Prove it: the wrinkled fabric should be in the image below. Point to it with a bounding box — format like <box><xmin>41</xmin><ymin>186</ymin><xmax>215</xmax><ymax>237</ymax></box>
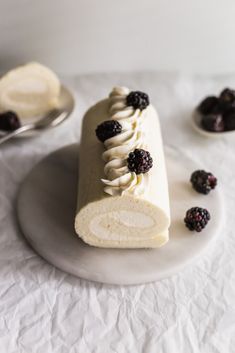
<box><xmin>0</xmin><ymin>72</ymin><xmax>235</xmax><ymax>353</ymax></box>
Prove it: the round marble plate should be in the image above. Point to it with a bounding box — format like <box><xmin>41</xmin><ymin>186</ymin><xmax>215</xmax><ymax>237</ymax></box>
<box><xmin>17</xmin><ymin>144</ymin><xmax>224</xmax><ymax>285</ymax></box>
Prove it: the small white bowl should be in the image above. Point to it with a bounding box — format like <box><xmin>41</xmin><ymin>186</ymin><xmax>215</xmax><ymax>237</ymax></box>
<box><xmin>191</xmin><ymin>110</ymin><xmax>235</xmax><ymax>138</ymax></box>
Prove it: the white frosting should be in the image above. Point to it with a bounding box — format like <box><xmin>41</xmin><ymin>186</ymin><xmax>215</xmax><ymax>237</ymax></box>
<box><xmin>101</xmin><ymin>87</ymin><xmax>149</xmax><ymax>196</ymax></box>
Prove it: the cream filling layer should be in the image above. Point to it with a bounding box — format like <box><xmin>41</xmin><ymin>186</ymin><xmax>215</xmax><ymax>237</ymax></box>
<box><xmin>89</xmin><ymin>210</ymin><xmax>156</xmax><ymax>241</ymax></box>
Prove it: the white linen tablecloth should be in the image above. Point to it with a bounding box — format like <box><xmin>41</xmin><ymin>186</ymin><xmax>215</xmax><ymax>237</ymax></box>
<box><xmin>0</xmin><ymin>72</ymin><xmax>234</xmax><ymax>353</ymax></box>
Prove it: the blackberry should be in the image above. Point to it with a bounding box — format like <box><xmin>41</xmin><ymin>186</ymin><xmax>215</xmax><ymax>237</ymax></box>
<box><xmin>190</xmin><ymin>170</ymin><xmax>217</xmax><ymax>194</ymax></box>
<box><xmin>201</xmin><ymin>113</ymin><xmax>224</xmax><ymax>132</ymax></box>
<box><xmin>0</xmin><ymin>111</ymin><xmax>21</xmax><ymax>131</ymax></box>
<box><xmin>219</xmin><ymin>88</ymin><xmax>235</xmax><ymax>104</ymax></box>
<box><xmin>217</xmin><ymin>88</ymin><xmax>235</xmax><ymax>113</ymax></box>
<box><xmin>223</xmin><ymin>109</ymin><xmax>235</xmax><ymax>131</ymax></box>
<box><xmin>184</xmin><ymin>207</ymin><xmax>210</xmax><ymax>232</ymax></box>
<box><xmin>96</xmin><ymin>120</ymin><xmax>122</xmax><ymax>142</ymax></box>
<box><xmin>126</xmin><ymin>91</ymin><xmax>149</xmax><ymax>111</ymax></box>
<box><xmin>197</xmin><ymin>96</ymin><xmax>219</xmax><ymax>115</ymax></box>
<box><xmin>127</xmin><ymin>148</ymin><xmax>153</xmax><ymax>174</ymax></box>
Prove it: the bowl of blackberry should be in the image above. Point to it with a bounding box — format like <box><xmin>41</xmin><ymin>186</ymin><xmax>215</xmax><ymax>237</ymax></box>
<box><xmin>192</xmin><ymin>88</ymin><xmax>235</xmax><ymax>137</ymax></box>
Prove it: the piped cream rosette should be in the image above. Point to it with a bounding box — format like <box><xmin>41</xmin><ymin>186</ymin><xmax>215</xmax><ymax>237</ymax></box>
<box><xmin>101</xmin><ymin>87</ymin><xmax>148</xmax><ymax>196</ymax></box>
<box><xmin>75</xmin><ymin>87</ymin><xmax>170</xmax><ymax>248</ymax></box>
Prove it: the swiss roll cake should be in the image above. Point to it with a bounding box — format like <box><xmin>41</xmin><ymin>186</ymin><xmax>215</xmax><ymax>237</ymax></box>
<box><xmin>75</xmin><ymin>87</ymin><xmax>170</xmax><ymax>248</ymax></box>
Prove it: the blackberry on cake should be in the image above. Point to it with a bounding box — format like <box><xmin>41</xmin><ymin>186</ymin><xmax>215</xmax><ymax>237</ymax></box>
<box><xmin>126</xmin><ymin>91</ymin><xmax>149</xmax><ymax>111</ymax></box>
<box><xmin>127</xmin><ymin>148</ymin><xmax>153</xmax><ymax>174</ymax></box>
<box><xmin>96</xmin><ymin>120</ymin><xmax>122</xmax><ymax>142</ymax></box>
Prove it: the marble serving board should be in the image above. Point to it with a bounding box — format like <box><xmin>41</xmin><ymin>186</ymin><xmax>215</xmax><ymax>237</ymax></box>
<box><xmin>17</xmin><ymin>144</ymin><xmax>224</xmax><ymax>285</ymax></box>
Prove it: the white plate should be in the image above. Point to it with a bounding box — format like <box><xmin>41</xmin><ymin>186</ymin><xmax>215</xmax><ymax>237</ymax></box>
<box><xmin>17</xmin><ymin>144</ymin><xmax>224</xmax><ymax>285</ymax></box>
<box><xmin>191</xmin><ymin>110</ymin><xmax>235</xmax><ymax>138</ymax></box>
<box><xmin>0</xmin><ymin>85</ymin><xmax>75</xmax><ymax>138</ymax></box>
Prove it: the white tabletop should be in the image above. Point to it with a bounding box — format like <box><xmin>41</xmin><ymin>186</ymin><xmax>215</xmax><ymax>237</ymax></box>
<box><xmin>0</xmin><ymin>72</ymin><xmax>234</xmax><ymax>353</ymax></box>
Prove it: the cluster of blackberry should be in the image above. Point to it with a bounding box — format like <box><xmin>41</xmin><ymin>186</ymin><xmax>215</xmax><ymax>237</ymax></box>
<box><xmin>198</xmin><ymin>88</ymin><xmax>235</xmax><ymax>132</ymax></box>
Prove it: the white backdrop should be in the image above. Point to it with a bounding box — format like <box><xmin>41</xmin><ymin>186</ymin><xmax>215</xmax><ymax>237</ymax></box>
<box><xmin>0</xmin><ymin>0</ymin><xmax>235</xmax><ymax>75</ymax></box>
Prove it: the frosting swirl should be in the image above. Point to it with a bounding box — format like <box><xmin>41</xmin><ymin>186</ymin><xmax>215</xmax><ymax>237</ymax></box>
<box><xmin>101</xmin><ymin>87</ymin><xmax>149</xmax><ymax>196</ymax></box>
